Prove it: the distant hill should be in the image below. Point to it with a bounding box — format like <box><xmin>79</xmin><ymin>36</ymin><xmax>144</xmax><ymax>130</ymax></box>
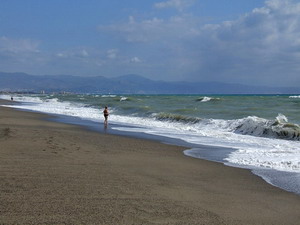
<box><xmin>0</xmin><ymin>72</ymin><xmax>299</xmax><ymax>94</ymax></box>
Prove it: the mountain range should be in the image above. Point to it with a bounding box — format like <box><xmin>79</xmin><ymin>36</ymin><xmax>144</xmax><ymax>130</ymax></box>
<box><xmin>0</xmin><ymin>72</ymin><xmax>299</xmax><ymax>94</ymax></box>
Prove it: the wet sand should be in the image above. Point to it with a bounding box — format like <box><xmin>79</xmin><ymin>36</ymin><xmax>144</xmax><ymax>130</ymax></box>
<box><xmin>1</xmin><ymin>100</ymin><xmax>300</xmax><ymax>225</ymax></box>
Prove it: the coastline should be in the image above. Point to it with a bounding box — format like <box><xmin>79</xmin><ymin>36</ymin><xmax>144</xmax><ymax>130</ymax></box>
<box><xmin>1</xmin><ymin>100</ymin><xmax>300</xmax><ymax>224</ymax></box>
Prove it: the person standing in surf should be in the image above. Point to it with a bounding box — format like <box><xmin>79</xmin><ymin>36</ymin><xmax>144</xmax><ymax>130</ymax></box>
<box><xmin>103</xmin><ymin>106</ymin><xmax>109</xmax><ymax>126</ymax></box>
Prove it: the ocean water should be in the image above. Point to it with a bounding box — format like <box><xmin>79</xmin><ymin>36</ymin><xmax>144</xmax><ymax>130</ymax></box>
<box><xmin>1</xmin><ymin>94</ymin><xmax>300</xmax><ymax>195</ymax></box>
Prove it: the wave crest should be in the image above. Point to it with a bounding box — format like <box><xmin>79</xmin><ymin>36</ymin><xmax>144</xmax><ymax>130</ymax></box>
<box><xmin>155</xmin><ymin>113</ymin><xmax>202</xmax><ymax>124</ymax></box>
<box><xmin>234</xmin><ymin>114</ymin><xmax>300</xmax><ymax>140</ymax></box>
<box><xmin>196</xmin><ymin>96</ymin><xmax>220</xmax><ymax>102</ymax></box>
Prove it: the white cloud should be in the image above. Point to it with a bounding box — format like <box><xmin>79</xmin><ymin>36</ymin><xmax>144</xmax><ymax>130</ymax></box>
<box><xmin>199</xmin><ymin>0</ymin><xmax>300</xmax><ymax>83</ymax></box>
<box><xmin>0</xmin><ymin>36</ymin><xmax>44</xmax><ymax>74</ymax></box>
<box><xmin>99</xmin><ymin>15</ymin><xmax>200</xmax><ymax>43</ymax></box>
<box><xmin>56</xmin><ymin>48</ymin><xmax>90</xmax><ymax>59</ymax></box>
<box><xmin>130</xmin><ymin>57</ymin><xmax>142</xmax><ymax>63</ymax></box>
<box><xmin>81</xmin><ymin>49</ymin><xmax>89</xmax><ymax>57</ymax></box>
<box><xmin>106</xmin><ymin>49</ymin><xmax>118</xmax><ymax>59</ymax></box>
<box><xmin>154</xmin><ymin>0</ymin><xmax>195</xmax><ymax>12</ymax></box>
<box><xmin>99</xmin><ymin>0</ymin><xmax>300</xmax><ymax>85</ymax></box>
<box><xmin>56</xmin><ymin>52</ymin><xmax>66</xmax><ymax>58</ymax></box>
<box><xmin>0</xmin><ymin>36</ymin><xmax>40</xmax><ymax>54</ymax></box>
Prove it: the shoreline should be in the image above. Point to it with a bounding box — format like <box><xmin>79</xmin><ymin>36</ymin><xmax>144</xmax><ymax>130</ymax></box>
<box><xmin>2</xmin><ymin>94</ymin><xmax>300</xmax><ymax>196</ymax></box>
<box><xmin>9</xmin><ymin>99</ymin><xmax>300</xmax><ymax>196</ymax></box>
<box><xmin>1</xmin><ymin>100</ymin><xmax>300</xmax><ymax>224</ymax></box>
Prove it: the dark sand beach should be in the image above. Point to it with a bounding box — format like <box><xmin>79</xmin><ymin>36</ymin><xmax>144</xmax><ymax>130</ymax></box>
<box><xmin>1</xmin><ymin>99</ymin><xmax>300</xmax><ymax>225</ymax></box>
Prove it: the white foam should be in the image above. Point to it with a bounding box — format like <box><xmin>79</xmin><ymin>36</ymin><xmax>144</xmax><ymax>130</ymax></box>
<box><xmin>201</xmin><ymin>96</ymin><xmax>212</xmax><ymax>102</ymax></box>
<box><xmin>111</xmin><ymin>115</ymin><xmax>300</xmax><ymax>172</ymax></box>
<box><xmin>0</xmin><ymin>94</ymin><xmax>102</xmax><ymax>122</ymax></box>
<box><xmin>101</xmin><ymin>95</ymin><xmax>117</xmax><ymax>97</ymax></box>
<box><xmin>197</xmin><ymin>96</ymin><xmax>220</xmax><ymax>102</ymax></box>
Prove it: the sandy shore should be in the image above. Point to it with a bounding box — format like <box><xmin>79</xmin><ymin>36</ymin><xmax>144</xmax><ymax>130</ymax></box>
<box><xmin>1</xmin><ymin>100</ymin><xmax>300</xmax><ymax>225</ymax></box>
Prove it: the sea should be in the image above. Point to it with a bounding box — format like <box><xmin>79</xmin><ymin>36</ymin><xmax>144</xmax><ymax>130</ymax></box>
<box><xmin>1</xmin><ymin>93</ymin><xmax>300</xmax><ymax>195</ymax></box>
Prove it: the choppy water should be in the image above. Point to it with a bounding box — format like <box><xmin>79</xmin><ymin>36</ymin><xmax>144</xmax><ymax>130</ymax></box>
<box><xmin>1</xmin><ymin>93</ymin><xmax>300</xmax><ymax>194</ymax></box>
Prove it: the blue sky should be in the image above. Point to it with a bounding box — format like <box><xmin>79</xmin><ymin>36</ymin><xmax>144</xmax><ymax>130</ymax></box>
<box><xmin>1</xmin><ymin>0</ymin><xmax>300</xmax><ymax>87</ymax></box>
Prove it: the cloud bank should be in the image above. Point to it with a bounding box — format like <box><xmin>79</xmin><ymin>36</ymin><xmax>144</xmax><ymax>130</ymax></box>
<box><xmin>98</xmin><ymin>0</ymin><xmax>300</xmax><ymax>86</ymax></box>
<box><xmin>2</xmin><ymin>0</ymin><xmax>300</xmax><ymax>87</ymax></box>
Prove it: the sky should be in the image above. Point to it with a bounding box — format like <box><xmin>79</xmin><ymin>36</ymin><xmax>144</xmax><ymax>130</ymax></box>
<box><xmin>1</xmin><ymin>0</ymin><xmax>300</xmax><ymax>87</ymax></box>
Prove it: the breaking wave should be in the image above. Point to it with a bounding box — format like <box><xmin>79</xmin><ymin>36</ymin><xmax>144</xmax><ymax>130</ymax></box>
<box><xmin>120</xmin><ymin>97</ymin><xmax>128</xmax><ymax>101</ymax></box>
<box><xmin>233</xmin><ymin>114</ymin><xmax>300</xmax><ymax>140</ymax></box>
<box><xmin>154</xmin><ymin>111</ymin><xmax>300</xmax><ymax>141</ymax></box>
<box><xmin>196</xmin><ymin>96</ymin><xmax>220</xmax><ymax>102</ymax></box>
<box><xmin>154</xmin><ymin>113</ymin><xmax>202</xmax><ymax>124</ymax></box>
